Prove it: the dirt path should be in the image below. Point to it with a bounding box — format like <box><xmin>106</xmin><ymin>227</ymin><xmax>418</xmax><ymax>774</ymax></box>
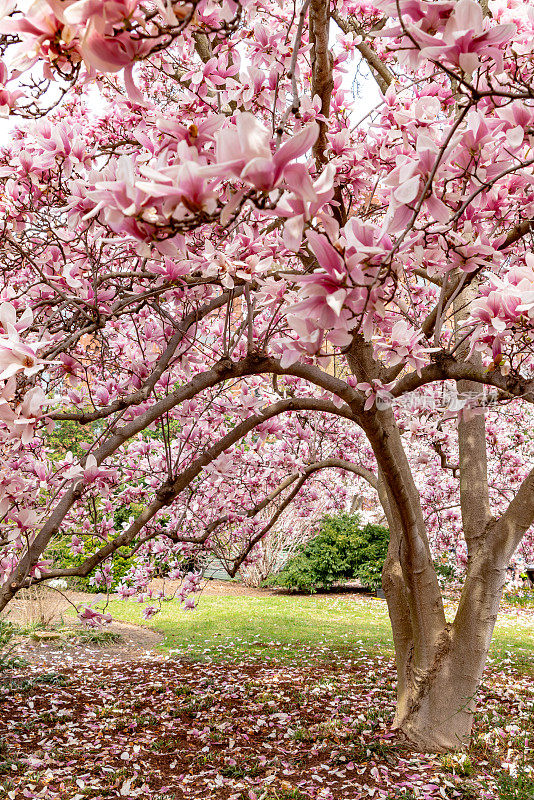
<box><xmin>7</xmin><ymin>620</ymin><xmax>164</xmax><ymax>668</ymax></box>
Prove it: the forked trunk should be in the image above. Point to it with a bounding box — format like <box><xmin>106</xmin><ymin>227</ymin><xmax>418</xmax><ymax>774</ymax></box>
<box><xmin>384</xmin><ymin>545</ymin><xmax>508</xmax><ymax>752</ymax></box>
<box><xmin>346</xmin><ymin>334</ymin><xmax>530</xmax><ymax>753</ymax></box>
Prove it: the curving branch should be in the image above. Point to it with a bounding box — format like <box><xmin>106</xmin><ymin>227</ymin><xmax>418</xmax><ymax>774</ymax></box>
<box><xmin>13</xmin><ymin>402</ymin><xmax>357</xmax><ymax>589</ymax></box>
<box><xmin>224</xmin><ymin>457</ymin><xmax>379</xmax><ymax>576</ymax></box>
<box><xmin>391</xmin><ymin>352</ymin><xmax>534</xmax><ymax>404</ymax></box>
<box><xmin>497</xmin><ymin>218</ymin><xmax>534</xmax><ymax>251</ymax></box>
<box><xmin>431</xmin><ymin>441</ymin><xmax>459</xmax><ymax>479</ymax></box>
<box><xmin>50</xmin><ymin>287</ymin><xmax>246</xmax><ymax>424</ymax></box>
<box><xmin>208</xmin><ymin>455</ymin><xmax>378</xmax><ymax>542</ymax></box>
<box><xmin>1</xmin><ymin>348</ymin><xmax>371</xmax><ymax>611</ymax></box>
<box><xmin>489</xmin><ymin>465</ymin><xmax>534</xmax><ymax>562</ymax></box>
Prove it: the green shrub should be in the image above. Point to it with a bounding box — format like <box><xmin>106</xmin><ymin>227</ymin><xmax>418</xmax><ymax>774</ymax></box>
<box><xmin>47</xmin><ymin>533</ymin><xmax>136</xmax><ymax>593</ymax></box>
<box><xmin>46</xmin><ymin>419</ymin><xmax>99</xmax><ymax>460</ymax></box>
<box><xmin>46</xmin><ymin>503</ymin><xmax>146</xmax><ymax>592</ymax></box>
<box><xmin>434</xmin><ymin>561</ymin><xmax>456</xmax><ymax>581</ymax></box>
<box><xmin>47</xmin><ymin>502</ymin><xmax>194</xmax><ymax>592</ymax></box>
<box><xmin>269</xmin><ymin>514</ymin><xmax>389</xmax><ymax>592</ymax></box>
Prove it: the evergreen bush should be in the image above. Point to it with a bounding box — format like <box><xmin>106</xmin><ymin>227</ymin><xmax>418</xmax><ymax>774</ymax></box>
<box><xmin>269</xmin><ymin>514</ymin><xmax>389</xmax><ymax>592</ymax></box>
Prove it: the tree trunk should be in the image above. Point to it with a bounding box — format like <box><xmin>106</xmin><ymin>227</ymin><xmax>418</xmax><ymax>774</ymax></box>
<box><xmin>385</xmin><ymin>284</ymin><xmax>506</xmax><ymax>751</ymax></box>
<box><xmin>346</xmin><ymin>332</ymin><xmax>507</xmax><ymax>750</ymax></box>
<box><xmin>393</xmin><ymin>642</ymin><xmax>482</xmax><ymax>752</ymax></box>
<box><xmin>383</xmin><ymin>519</ymin><xmax>509</xmax><ymax>751</ymax></box>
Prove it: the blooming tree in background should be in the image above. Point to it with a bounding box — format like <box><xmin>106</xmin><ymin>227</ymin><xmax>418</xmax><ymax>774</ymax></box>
<box><xmin>0</xmin><ymin>0</ymin><xmax>533</xmax><ymax>752</ymax></box>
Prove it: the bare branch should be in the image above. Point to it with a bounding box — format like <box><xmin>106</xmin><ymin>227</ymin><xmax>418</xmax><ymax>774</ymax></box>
<box><xmin>332</xmin><ymin>11</ymin><xmax>394</xmax><ymax>94</ymax></box>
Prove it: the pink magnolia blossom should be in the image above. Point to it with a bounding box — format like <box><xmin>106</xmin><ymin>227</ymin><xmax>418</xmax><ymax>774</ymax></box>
<box><xmin>71</xmin><ymin>534</ymin><xmax>84</xmax><ymax>554</ymax></box>
<box><xmin>382</xmin><ymin>133</ymin><xmax>450</xmax><ymax>233</ymax></box>
<box><xmin>63</xmin><ymin>0</ymin><xmax>139</xmax><ymax>30</ymax></box>
<box><xmin>117</xmin><ymin>583</ymin><xmax>136</xmax><ymax>599</ymax></box>
<box><xmin>287</xmin><ymin>231</ymin><xmax>353</xmax><ymax>335</ymax></box>
<box><xmin>211</xmin><ymin>113</ymin><xmax>319</xmax><ymax>192</ymax></box>
<box><xmin>0</xmin><ymin>1</ymin><xmax>80</xmax><ymax>72</ymax></box>
<box><xmin>83</xmin><ymin>454</ymin><xmax>117</xmax><ymax>484</ymax></box>
<box><xmin>13</xmin><ymin>387</ymin><xmax>47</xmax><ymax>444</ymax></box>
<box><xmin>77</xmin><ymin>604</ymin><xmax>113</xmax><ymax>627</ymax></box>
<box><xmin>356</xmin><ymin>381</ymin><xmax>395</xmax><ymax>412</ymax></box>
<box><xmin>0</xmin><ymin>337</ymin><xmax>43</xmax><ymax>380</ymax></box>
<box><xmin>374</xmin><ymin>320</ymin><xmax>427</xmax><ymax>375</ymax></box>
<box><xmin>78</xmin><ymin>26</ymin><xmax>152</xmax><ymax>75</ymax></box>
<box><xmin>276</xmin><ymin>163</ymin><xmax>336</xmax><ymax>250</ymax></box>
<box><xmin>377</xmin><ymin>0</ymin><xmax>516</xmax><ymax>73</ymax></box>
<box><xmin>137</xmin><ymin>161</ymin><xmax>219</xmax><ymax>216</ymax></box>
<box><xmin>28</xmin><ymin>560</ymin><xmax>50</xmax><ymax>578</ymax></box>
<box><xmin>0</xmin><ymin>58</ymin><xmax>23</xmax><ymax>115</ymax></box>
<box><xmin>417</xmin><ymin>0</ymin><xmax>516</xmax><ymax>73</ymax></box>
<box><xmin>0</xmin><ymin>302</ymin><xmax>48</xmax><ymax>380</ymax></box>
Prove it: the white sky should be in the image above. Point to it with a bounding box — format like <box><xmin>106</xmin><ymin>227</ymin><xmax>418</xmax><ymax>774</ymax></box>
<box><xmin>0</xmin><ymin>32</ymin><xmax>382</xmax><ymax>144</ymax></box>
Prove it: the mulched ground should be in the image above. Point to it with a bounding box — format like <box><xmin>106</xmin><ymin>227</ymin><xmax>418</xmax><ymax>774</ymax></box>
<box><xmin>1</xmin><ymin>649</ymin><xmax>532</xmax><ymax>800</ymax></box>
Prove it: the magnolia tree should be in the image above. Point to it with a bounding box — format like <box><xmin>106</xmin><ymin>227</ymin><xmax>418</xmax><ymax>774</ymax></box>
<box><xmin>0</xmin><ymin>0</ymin><xmax>533</xmax><ymax>753</ymax></box>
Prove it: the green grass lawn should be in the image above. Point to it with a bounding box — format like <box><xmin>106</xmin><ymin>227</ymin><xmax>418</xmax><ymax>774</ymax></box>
<box><xmin>99</xmin><ymin>592</ymin><xmax>533</xmax><ymax>672</ymax></box>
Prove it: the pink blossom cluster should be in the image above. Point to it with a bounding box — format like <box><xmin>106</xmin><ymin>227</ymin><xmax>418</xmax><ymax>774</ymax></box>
<box><xmin>376</xmin><ymin>0</ymin><xmax>516</xmax><ymax>73</ymax></box>
<box><xmin>0</xmin><ymin>0</ymin><xmax>209</xmax><ymax>110</ymax></box>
